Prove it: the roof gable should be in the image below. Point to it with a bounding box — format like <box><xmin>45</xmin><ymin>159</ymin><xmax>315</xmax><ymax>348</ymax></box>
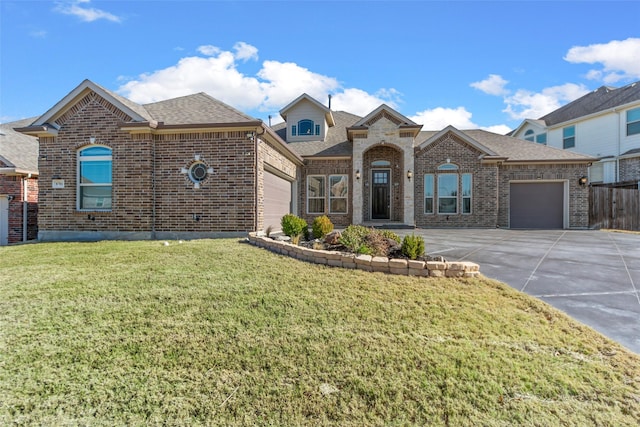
<box><xmin>352</xmin><ymin>104</ymin><xmax>418</xmax><ymax>128</ymax></box>
<box><xmin>417</xmin><ymin>126</ymin><xmax>498</xmax><ymax>157</ymax></box>
<box><xmin>279</xmin><ymin>93</ymin><xmax>335</xmax><ymax>127</ymax></box>
<box><xmin>32</xmin><ymin>79</ymin><xmax>152</xmax><ymax>128</ymax></box>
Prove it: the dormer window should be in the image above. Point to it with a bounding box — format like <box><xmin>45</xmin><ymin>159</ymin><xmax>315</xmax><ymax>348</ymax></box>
<box><xmin>524</xmin><ymin>129</ymin><xmax>535</xmax><ymax>142</ymax></box>
<box><xmin>293</xmin><ymin>119</ymin><xmax>321</xmax><ymax>137</ymax></box>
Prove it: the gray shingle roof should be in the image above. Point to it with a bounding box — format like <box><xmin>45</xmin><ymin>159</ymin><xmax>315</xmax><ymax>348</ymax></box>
<box><xmin>540</xmin><ymin>81</ymin><xmax>640</xmax><ymax>126</ymax></box>
<box><xmin>0</xmin><ymin>118</ymin><xmax>39</xmax><ymax>174</ymax></box>
<box><xmin>274</xmin><ymin>111</ymin><xmax>360</xmax><ymax>157</ymax></box>
<box><xmin>143</xmin><ymin>93</ymin><xmax>256</xmax><ymax>125</ymax></box>
<box><xmin>457</xmin><ymin>130</ymin><xmax>594</xmax><ymax>161</ymax></box>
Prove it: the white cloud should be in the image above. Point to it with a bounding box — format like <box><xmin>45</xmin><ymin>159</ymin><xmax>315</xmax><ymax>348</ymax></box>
<box><xmin>410</xmin><ymin>106</ymin><xmax>476</xmax><ymax>130</ymax></box>
<box><xmin>502</xmin><ymin>83</ymin><xmax>589</xmax><ymax>120</ymax></box>
<box><xmin>470</xmin><ymin>74</ymin><xmax>510</xmax><ymax>96</ymax></box>
<box><xmin>54</xmin><ymin>0</ymin><xmax>122</xmax><ymax>23</ymax></box>
<box><xmin>257</xmin><ymin>60</ymin><xmax>340</xmax><ymax>110</ymax></box>
<box><xmin>483</xmin><ymin>124</ymin><xmax>512</xmax><ymax>135</ymax></box>
<box><xmin>233</xmin><ymin>42</ymin><xmax>258</xmax><ymax>62</ymax></box>
<box><xmin>29</xmin><ymin>30</ymin><xmax>47</xmax><ymax>38</ymax></box>
<box><xmin>197</xmin><ymin>45</ymin><xmax>220</xmax><ymax>56</ymax></box>
<box><xmin>331</xmin><ymin>88</ymin><xmax>400</xmax><ymax>117</ymax></box>
<box><xmin>564</xmin><ymin>38</ymin><xmax>640</xmax><ymax>83</ymax></box>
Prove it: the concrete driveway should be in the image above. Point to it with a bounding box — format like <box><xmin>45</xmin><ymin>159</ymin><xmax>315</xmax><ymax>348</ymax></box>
<box><xmin>395</xmin><ymin>229</ymin><xmax>640</xmax><ymax>354</ymax></box>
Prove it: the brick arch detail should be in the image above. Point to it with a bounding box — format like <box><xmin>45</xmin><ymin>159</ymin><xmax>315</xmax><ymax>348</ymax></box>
<box><xmin>362</xmin><ymin>145</ymin><xmax>404</xmax><ymax>222</ymax></box>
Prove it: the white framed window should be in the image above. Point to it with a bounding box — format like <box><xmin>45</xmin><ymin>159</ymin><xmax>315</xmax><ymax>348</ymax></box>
<box><xmin>462</xmin><ymin>173</ymin><xmax>472</xmax><ymax>214</ymax></box>
<box><xmin>438</xmin><ymin>174</ymin><xmax>458</xmax><ymax>214</ymax></box>
<box><xmin>78</xmin><ymin>145</ymin><xmax>112</xmax><ymax>210</ymax></box>
<box><xmin>329</xmin><ymin>175</ymin><xmax>348</xmax><ymax>214</ymax></box>
<box><xmin>307</xmin><ymin>175</ymin><xmax>325</xmax><ymax>214</ymax></box>
<box><xmin>524</xmin><ymin>129</ymin><xmax>535</xmax><ymax>142</ymax></box>
<box><xmin>563</xmin><ymin>126</ymin><xmax>575</xmax><ymax>149</ymax></box>
<box><xmin>536</xmin><ymin>133</ymin><xmax>547</xmax><ymax>144</ymax></box>
<box><xmin>424</xmin><ymin>174</ymin><xmax>434</xmax><ymax>214</ymax></box>
<box><xmin>627</xmin><ymin>107</ymin><xmax>640</xmax><ymax>136</ymax></box>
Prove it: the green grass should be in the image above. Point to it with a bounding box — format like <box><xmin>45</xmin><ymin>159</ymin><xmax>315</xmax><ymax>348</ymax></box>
<box><xmin>1</xmin><ymin>239</ymin><xmax>639</xmax><ymax>426</ymax></box>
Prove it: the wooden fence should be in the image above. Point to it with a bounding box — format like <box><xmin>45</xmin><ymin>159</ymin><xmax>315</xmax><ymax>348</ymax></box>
<box><xmin>589</xmin><ymin>186</ymin><xmax>640</xmax><ymax>231</ymax></box>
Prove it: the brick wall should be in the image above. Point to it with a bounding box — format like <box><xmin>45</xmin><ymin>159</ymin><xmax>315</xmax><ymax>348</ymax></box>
<box><xmin>37</xmin><ymin>90</ymin><xmax>298</xmax><ymax>240</ymax></box>
<box><xmin>38</xmin><ymin>92</ymin><xmax>155</xmax><ymax>236</ymax></box>
<box><xmin>497</xmin><ymin>163</ymin><xmax>590</xmax><ymax>228</ymax></box>
<box><xmin>154</xmin><ymin>131</ymin><xmax>256</xmax><ymax>233</ymax></box>
<box><xmin>257</xmin><ymin>138</ymin><xmax>298</xmax><ymax>230</ymax></box>
<box><xmin>299</xmin><ymin>158</ymin><xmax>352</xmax><ymax>227</ymax></box>
<box><xmin>620</xmin><ymin>156</ymin><xmax>640</xmax><ymax>183</ymax></box>
<box><xmin>414</xmin><ymin>133</ymin><xmax>499</xmax><ymax>227</ymax></box>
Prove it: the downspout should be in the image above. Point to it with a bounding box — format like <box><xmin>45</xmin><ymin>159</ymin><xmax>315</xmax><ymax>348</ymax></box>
<box><xmin>616</xmin><ymin>110</ymin><xmax>621</xmax><ymax>183</ymax></box>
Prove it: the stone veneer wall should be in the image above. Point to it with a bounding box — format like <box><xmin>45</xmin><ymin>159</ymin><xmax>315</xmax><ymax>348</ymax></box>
<box><xmin>248</xmin><ymin>233</ymin><xmax>480</xmax><ymax>278</ymax></box>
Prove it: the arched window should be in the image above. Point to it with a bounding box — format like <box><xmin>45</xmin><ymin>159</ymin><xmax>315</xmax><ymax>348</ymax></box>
<box><xmin>524</xmin><ymin>129</ymin><xmax>535</xmax><ymax>142</ymax></box>
<box><xmin>78</xmin><ymin>145</ymin><xmax>112</xmax><ymax>210</ymax></box>
<box><xmin>298</xmin><ymin>119</ymin><xmax>314</xmax><ymax>135</ymax></box>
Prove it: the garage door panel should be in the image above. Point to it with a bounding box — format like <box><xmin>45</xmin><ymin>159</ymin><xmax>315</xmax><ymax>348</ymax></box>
<box><xmin>264</xmin><ymin>172</ymin><xmax>292</xmax><ymax>231</ymax></box>
<box><xmin>510</xmin><ymin>182</ymin><xmax>564</xmax><ymax>229</ymax></box>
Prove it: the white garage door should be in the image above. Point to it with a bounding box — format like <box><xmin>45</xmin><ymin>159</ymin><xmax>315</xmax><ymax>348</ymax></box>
<box><xmin>0</xmin><ymin>196</ymin><xmax>8</xmax><ymax>246</ymax></box>
<box><xmin>264</xmin><ymin>171</ymin><xmax>292</xmax><ymax>232</ymax></box>
<box><xmin>510</xmin><ymin>182</ymin><xmax>564</xmax><ymax>229</ymax></box>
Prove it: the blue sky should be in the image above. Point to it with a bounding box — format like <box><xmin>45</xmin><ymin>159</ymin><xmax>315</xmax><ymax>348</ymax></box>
<box><xmin>2</xmin><ymin>1</ymin><xmax>639</xmax><ymax>133</ymax></box>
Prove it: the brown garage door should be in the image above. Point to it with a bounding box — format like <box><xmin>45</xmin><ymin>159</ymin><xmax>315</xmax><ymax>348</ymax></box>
<box><xmin>264</xmin><ymin>171</ymin><xmax>292</xmax><ymax>231</ymax></box>
<box><xmin>510</xmin><ymin>182</ymin><xmax>564</xmax><ymax>229</ymax></box>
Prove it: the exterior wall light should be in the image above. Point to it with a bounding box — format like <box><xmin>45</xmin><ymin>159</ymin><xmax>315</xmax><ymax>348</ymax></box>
<box><xmin>407</xmin><ymin>170</ymin><xmax>413</xmax><ymax>180</ymax></box>
<box><xmin>578</xmin><ymin>176</ymin><xmax>588</xmax><ymax>186</ymax></box>
<box><xmin>355</xmin><ymin>169</ymin><xmax>361</xmax><ymax>180</ymax></box>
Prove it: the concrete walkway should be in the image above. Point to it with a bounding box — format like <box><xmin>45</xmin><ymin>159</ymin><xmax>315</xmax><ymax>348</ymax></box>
<box><xmin>394</xmin><ymin>229</ymin><xmax>640</xmax><ymax>354</ymax></box>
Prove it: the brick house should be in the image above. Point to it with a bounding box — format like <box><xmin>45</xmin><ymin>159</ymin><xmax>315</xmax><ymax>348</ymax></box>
<box><xmin>17</xmin><ymin>81</ymin><xmax>594</xmax><ymax>242</ymax></box>
<box><xmin>17</xmin><ymin>80</ymin><xmax>302</xmax><ymax>241</ymax></box>
<box><xmin>275</xmin><ymin>94</ymin><xmax>594</xmax><ymax>230</ymax></box>
<box><xmin>0</xmin><ymin>119</ymin><xmax>39</xmax><ymax>245</ymax></box>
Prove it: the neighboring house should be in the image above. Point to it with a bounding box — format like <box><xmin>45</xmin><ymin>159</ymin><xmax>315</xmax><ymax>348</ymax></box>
<box><xmin>510</xmin><ymin>81</ymin><xmax>640</xmax><ymax>187</ymax></box>
<box><xmin>17</xmin><ymin>80</ymin><xmax>594</xmax><ymax>242</ymax></box>
<box><xmin>275</xmin><ymin>94</ymin><xmax>593</xmax><ymax>230</ymax></box>
<box><xmin>0</xmin><ymin>118</ymin><xmax>39</xmax><ymax>245</ymax></box>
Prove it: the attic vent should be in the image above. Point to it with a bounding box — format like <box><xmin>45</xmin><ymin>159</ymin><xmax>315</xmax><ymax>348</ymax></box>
<box><xmin>353</xmin><ymin>133</ymin><xmax>367</xmax><ymax>139</ymax></box>
<box><xmin>399</xmin><ymin>132</ymin><xmax>413</xmax><ymax>138</ymax></box>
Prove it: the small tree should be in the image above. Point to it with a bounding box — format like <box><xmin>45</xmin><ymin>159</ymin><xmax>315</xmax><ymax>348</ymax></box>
<box><xmin>312</xmin><ymin>215</ymin><xmax>334</xmax><ymax>239</ymax></box>
<box><xmin>281</xmin><ymin>214</ymin><xmax>308</xmax><ymax>245</ymax></box>
<box><xmin>401</xmin><ymin>234</ymin><xmax>425</xmax><ymax>260</ymax></box>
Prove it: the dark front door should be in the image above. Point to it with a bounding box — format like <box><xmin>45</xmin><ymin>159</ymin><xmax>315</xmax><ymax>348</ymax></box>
<box><xmin>371</xmin><ymin>169</ymin><xmax>391</xmax><ymax>220</ymax></box>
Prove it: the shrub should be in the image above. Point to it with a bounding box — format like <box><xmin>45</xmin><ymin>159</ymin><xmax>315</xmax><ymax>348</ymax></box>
<box><xmin>380</xmin><ymin>230</ymin><xmax>401</xmax><ymax>243</ymax></box>
<box><xmin>363</xmin><ymin>230</ymin><xmax>392</xmax><ymax>256</ymax></box>
<box><xmin>312</xmin><ymin>215</ymin><xmax>334</xmax><ymax>239</ymax></box>
<box><xmin>339</xmin><ymin>225</ymin><xmax>370</xmax><ymax>252</ymax></box>
<box><xmin>339</xmin><ymin>225</ymin><xmax>395</xmax><ymax>256</ymax></box>
<box><xmin>281</xmin><ymin>214</ymin><xmax>308</xmax><ymax>244</ymax></box>
<box><xmin>401</xmin><ymin>234</ymin><xmax>425</xmax><ymax>260</ymax></box>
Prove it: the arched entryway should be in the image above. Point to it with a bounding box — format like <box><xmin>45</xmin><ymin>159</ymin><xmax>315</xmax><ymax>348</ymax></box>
<box><xmin>363</xmin><ymin>145</ymin><xmax>403</xmax><ymax>222</ymax></box>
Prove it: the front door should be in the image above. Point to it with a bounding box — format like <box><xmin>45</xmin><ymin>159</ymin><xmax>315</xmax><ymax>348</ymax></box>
<box><xmin>371</xmin><ymin>169</ymin><xmax>391</xmax><ymax>220</ymax></box>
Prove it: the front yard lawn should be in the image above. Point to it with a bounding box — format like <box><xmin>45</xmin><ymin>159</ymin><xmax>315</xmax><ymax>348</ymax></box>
<box><xmin>1</xmin><ymin>239</ymin><xmax>638</xmax><ymax>425</ymax></box>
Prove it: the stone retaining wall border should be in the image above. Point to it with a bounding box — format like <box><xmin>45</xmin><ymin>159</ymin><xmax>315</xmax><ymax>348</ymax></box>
<box><xmin>247</xmin><ymin>233</ymin><xmax>480</xmax><ymax>278</ymax></box>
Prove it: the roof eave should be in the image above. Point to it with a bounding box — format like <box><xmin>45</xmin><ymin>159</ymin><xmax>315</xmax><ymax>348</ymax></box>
<box><xmin>14</xmin><ymin>125</ymin><xmax>58</xmax><ymax>137</ymax></box>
